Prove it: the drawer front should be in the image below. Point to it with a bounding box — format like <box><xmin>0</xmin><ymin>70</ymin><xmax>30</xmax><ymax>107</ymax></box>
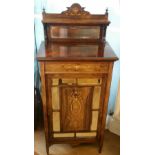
<box><xmin>45</xmin><ymin>62</ymin><xmax>109</xmax><ymax>73</ymax></box>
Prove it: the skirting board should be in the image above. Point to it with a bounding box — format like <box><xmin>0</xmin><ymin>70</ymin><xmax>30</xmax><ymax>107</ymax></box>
<box><xmin>106</xmin><ymin>114</ymin><xmax>120</xmax><ymax>136</ymax></box>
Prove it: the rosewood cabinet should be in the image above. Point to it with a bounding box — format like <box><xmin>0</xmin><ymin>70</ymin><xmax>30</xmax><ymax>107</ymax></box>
<box><xmin>37</xmin><ymin>3</ymin><xmax>118</xmax><ymax>155</ymax></box>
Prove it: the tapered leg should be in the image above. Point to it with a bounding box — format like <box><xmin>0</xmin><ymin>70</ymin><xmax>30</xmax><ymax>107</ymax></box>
<box><xmin>99</xmin><ymin>146</ymin><xmax>102</xmax><ymax>153</ymax></box>
<box><xmin>44</xmin><ymin>133</ymin><xmax>49</xmax><ymax>155</ymax></box>
<box><xmin>98</xmin><ymin>63</ymin><xmax>114</xmax><ymax>153</ymax></box>
<box><xmin>98</xmin><ymin>138</ymin><xmax>104</xmax><ymax>153</ymax></box>
<box><xmin>44</xmin><ymin>128</ymin><xmax>50</xmax><ymax>155</ymax></box>
<box><xmin>46</xmin><ymin>143</ymin><xmax>49</xmax><ymax>155</ymax></box>
<box><xmin>40</xmin><ymin>62</ymin><xmax>50</xmax><ymax>155</ymax></box>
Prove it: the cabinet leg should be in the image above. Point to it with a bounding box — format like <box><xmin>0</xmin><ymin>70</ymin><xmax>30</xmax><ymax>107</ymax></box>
<box><xmin>46</xmin><ymin>144</ymin><xmax>49</xmax><ymax>155</ymax></box>
<box><xmin>45</xmin><ymin>136</ymin><xmax>49</xmax><ymax>155</ymax></box>
<box><xmin>98</xmin><ymin>137</ymin><xmax>104</xmax><ymax>153</ymax></box>
<box><xmin>98</xmin><ymin>143</ymin><xmax>103</xmax><ymax>153</ymax></box>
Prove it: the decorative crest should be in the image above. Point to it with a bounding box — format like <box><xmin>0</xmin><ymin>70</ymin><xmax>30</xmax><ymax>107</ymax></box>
<box><xmin>61</xmin><ymin>3</ymin><xmax>90</xmax><ymax>16</ymax></box>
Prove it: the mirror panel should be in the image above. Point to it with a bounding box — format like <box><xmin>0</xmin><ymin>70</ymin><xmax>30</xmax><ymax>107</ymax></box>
<box><xmin>50</xmin><ymin>26</ymin><xmax>100</xmax><ymax>39</ymax></box>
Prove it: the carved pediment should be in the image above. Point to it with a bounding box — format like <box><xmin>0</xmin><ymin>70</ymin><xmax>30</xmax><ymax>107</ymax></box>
<box><xmin>61</xmin><ymin>3</ymin><xmax>90</xmax><ymax>16</ymax></box>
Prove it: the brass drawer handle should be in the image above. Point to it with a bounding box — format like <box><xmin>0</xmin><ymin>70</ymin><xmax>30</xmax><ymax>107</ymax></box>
<box><xmin>74</xmin><ymin>65</ymin><xmax>80</xmax><ymax>71</ymax></box>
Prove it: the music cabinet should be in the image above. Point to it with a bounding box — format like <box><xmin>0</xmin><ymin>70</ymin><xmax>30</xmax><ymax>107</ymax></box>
<box><xmin>37</xmin><ymin>3</ymin><xmax>118</xmax><ymax>155</ymax></box>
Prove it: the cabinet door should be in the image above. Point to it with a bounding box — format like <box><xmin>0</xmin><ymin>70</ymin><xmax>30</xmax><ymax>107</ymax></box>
<box><xmin>46</xmin><ymin>76</ymin><xmax>106</xmax><ymax>138</ymax></box>
<box><xmin>60</xmin><ymin>86</ymin><xmax>93</xmax><ymax>132</ymax></box>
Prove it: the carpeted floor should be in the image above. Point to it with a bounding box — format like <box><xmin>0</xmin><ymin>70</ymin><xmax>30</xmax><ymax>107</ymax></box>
<box><xmin>34</xmin><ymin>129</ymin><xmax>120</xmax><ymax>155</ymax></box>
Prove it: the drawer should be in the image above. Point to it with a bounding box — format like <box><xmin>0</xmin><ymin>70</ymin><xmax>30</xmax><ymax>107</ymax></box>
<box><xmin>45</xmin><ymin>62</ymin><xmax>109</xmax><ymax>73</ymax></box>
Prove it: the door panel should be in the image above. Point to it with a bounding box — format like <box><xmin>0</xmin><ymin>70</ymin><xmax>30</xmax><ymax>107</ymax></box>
<box><xmin>60</xmin><ymin>86</ymin><xmax>94</xmax><ymax>132</ymax></box>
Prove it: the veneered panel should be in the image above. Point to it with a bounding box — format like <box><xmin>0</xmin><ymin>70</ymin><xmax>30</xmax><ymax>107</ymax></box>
<box><xmin>52</xmin><ymin>87</ymin><xmax>60</xmax><ymax>110</ymax></box>
<box><xmin>53</xmin><ymin>112</ymin><xmax>60</xmax><ymax>131</ymax></box>
<box><xmin>62</xmin><ymin>79</ymin><xmax>76</xmax><ymax>85</ymax></box>
<box><xmin>76</xmin><ymin>132</ymin><xmax>96</xmax><ymax>137</ymax></box>
<box><xmin>91</xmin><ymin>111</ymin><xmax>99</xmax><ymax>130</ymax></box>
<box><xmin>60</xmin><ymin>86</ymin><xmax>94</xmax><ymax>132</ymax></box>
<box><xmin>54</xmin><ymin>133</ymin><xmax>74</xmax><ymax>138</ymax></box>
<box><xmin>92</xmin><ymin>86</ymin><xmax>101</xmax><ymax>109</ymax></box>
<box><xmin>78</xmin><ymin>78</ymin><xmax>101</xmax><ymax>85</ymax></box>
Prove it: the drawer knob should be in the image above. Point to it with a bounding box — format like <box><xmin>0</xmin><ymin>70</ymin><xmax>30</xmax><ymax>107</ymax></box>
<box><xmin>64</xmin><ymin>64</ymin><xmax>80</xmax><ymax>71</ymax></box>
<box><xmin>74</xmin><ymin>65</ymin><xmax>80</xmax><ymax>71</ymax></box>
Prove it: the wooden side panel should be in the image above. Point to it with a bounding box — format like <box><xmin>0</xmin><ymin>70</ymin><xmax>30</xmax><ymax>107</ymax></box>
<box><xmin>60</xmin><ymin>86</ymin><xmax>94</xmax><ymax>132</ymax></box>
<box><xmin>40</xmin><ymin>62</ymin><xmax>49</xmax><ymax>155</ymax></box>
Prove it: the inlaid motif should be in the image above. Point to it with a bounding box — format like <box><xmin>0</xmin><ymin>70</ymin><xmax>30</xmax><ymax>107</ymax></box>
<box><xmin>60</xmin><ymin>86</ymin><xmax>93</xmax><ymax>132</ymax></box>
<box><xmin>61</xmin><ymin>3</ymin><xmax>90</xmax><ymax>16</ymax></box>
<box><xmin>45</xmin><ymin>62</ymin><xmax>109</xmax><ymax>73</ymax></box>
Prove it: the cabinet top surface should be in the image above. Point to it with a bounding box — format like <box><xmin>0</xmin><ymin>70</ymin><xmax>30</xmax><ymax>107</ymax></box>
<box><xmin>37</xmin><ymin>41</ymin><xmax>118</xmax><ymax>62</ymax></box>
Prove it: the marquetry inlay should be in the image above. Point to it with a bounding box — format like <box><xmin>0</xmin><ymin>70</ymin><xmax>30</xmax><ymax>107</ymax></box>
<box><xmin>60</xmin><ymin>86</ymin><xmax>93</xmax><ymax>132</ymax></box>
<box><xmin>61</xmin><ymin>3</ymin><xmax>90</xmax><ymax>16</ymax></box>
<box><xmin>45</xmin><ymin>62</ymin><xmax>109</xmax><ymax>73</ymax></box>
